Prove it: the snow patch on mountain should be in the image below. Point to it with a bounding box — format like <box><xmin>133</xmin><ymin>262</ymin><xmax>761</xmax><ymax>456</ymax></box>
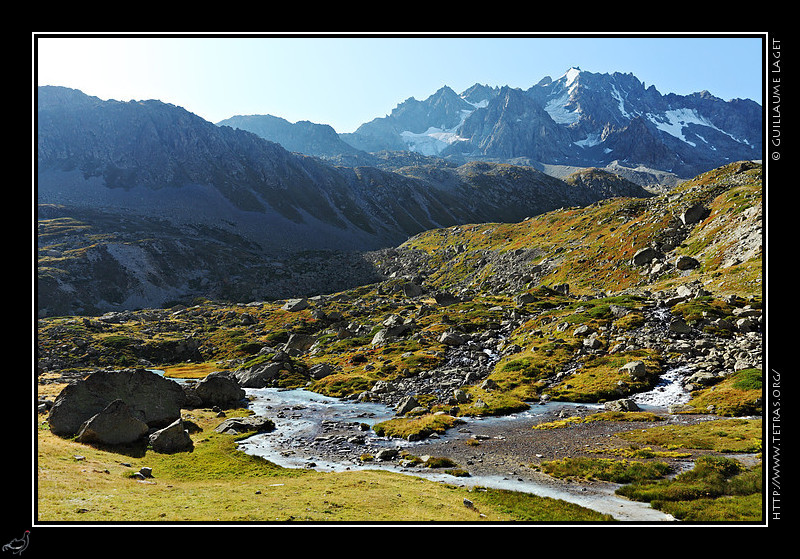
<box><xmin>545</xmin><ymin>91</ymin><xmax>580</xmax><ymax>125</ymax></box>
<box><xmin>610</xmin><ymin>84</ymin><xmax>640</xmax><ymax>120</ymax></box>
<box><xmin>544</xmin><ymin>67</ymin><xmax>583</xmax><ymax>125</ymax></box>
<box><xmin>575</xmin><ymin>132</ymin><xmax>603</xmax><ymax>148</ymax></box>
<box><xmin>564</xmin><ymin>67</ymin><xmax>581</xmax><ymax>87</ymax></box>
<box><xmin>400</xmin><ymin>126</ymin><xmax>468</xmax><ymax>156</ymax></box>
<box><xmin>400</xmin><ymin>105</ymin><xmax>475</xmax><ymax>155</ymax></box>
<box><xmin>646</xmin><ymin>108</ymin><xmax>741</xmax><ymax>147</ymax></box>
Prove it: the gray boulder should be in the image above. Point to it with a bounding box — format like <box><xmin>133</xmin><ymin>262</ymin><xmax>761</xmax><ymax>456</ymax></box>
<box><xmin>49</xmin><ymin>369</ymin><xmax>186</xmax><ymax>437</ymax></box>
<box><xmin>669</xmin><ymin>318</ymin><xmax>692</xmax><ymax>334</ymax></box>
<box><xmin>680</xmin><ymin>203</ymin><xmax>709</xmax><ymax>226</ymax></box>
<box><xmin>309</xmin><ymin>363</ymin><xmax>334</xmax><ymax>380</ymax></box>
<box><xmin>192</xmin><ymin>373</ymin><xmax>246</xmax><ymax>408</ymax></box>
<box><xmin>619</xmin><ymin>360</ymin><xmax>647</xmax><ymax>379</ymax></box>
<box><xmin>149</xmin><ymin>419</ymin><xmax>194</xmax><ymax>453</ymax></box>
<box><xmin>375</xmin><ymin>448</ymin><xmax>399</xmax><ymax>461</ymax></box>
<box><xmin>582</xmin><ymin>334</ymin><xmax>603</xmax><ymax>350</ymax></box>
<box><xmin>231</xmin><ymin>362</ymin><xmax>283</xmax><ymax>388</ymax></box>
<box><xmin>439</xmin><ymin>330</ymin><xmax>466</xmax><ymax>346</ymax></box>
<box><xmin>604</xmin><ymin>398</ymin><xmax>641</xmax><ymax>412</ymax></box>
<box><xmin>283</xmin><ymin>333</ymin><xmax>316</xmax><ymax>355</ymax></box>
<box><xmin>433</xmin><ymin>291</ymin><xmax>460</xmax><ymax>306</ymax></box>
<box><xmin>214</xmin><ymin>415</ymin><xmax>275</xmax><ymax>435</ymax></box>
<box><xmin>675</xmin><ymin>255</ymin><xmax>700</xmax><ymax>270</ymax></box>
<box><xmin>371</xmin><ymin>315</ymin><xmax>415</xmax><ymax>346</ymax></box>
<box><xmin>515</xmin><ymin>292</ymin><xmax>537</xmax><ymax>305</ymax></box>
<box><xmin>686</xmin><ymin>370</ymin><xmax>721</xmax><ymax>389</ymax></box>
<box><xmin>75</xmin><ymin>399</ymin><xmax>149</xmax><ymax>445</ymax></box>
<box><xmin>282</xmin><ymin>298</ymin><xmax>309</xmax><ymax>312</ymax></box>
<box><xmin>632</xmin><ymin>247</ymin><xmax>664</xmax><ymax>266</ymax></box>
<box><xmin>396</xmin><ymin>395</ymin><xmax>421</xmax><ymax>415</ymax></box>
<box><xmin>401</xmin><ymin>282</ymin><xmax>423</xmax><ymax>297</ymax></box>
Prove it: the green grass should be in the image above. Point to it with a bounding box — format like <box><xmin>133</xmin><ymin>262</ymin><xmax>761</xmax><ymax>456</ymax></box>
<box><xmin>37</xmin><ymin>406</ymin><xmax>611</xmax><ymax>522</ymax></box>
<box><xmin>540</xmin><ymin>456</ymin><xmax>673</xmax><ymax>484</ymax></box>
<box><xmin>372</xmin><ymin>413</ymin><xmax>464</xmax><ymax>439</ymax></box>
<box><xmin>684</xmin><ymin>369</ymin><xmax>763</xmax><ymax>416</ymax></box>
<box><xmin>470</xmin><ymin>487</ymin><xmax>616</xmax><ymax>522</ymax></box>
<box><xmin>616</xmin><ymin>456</ymin><xmax>762</xmax><ymax>522</ymax></box>
<box><xmin>618</xmin><ymin>418</ymin><xmax>762</xmax><ymax>453</ymax></box>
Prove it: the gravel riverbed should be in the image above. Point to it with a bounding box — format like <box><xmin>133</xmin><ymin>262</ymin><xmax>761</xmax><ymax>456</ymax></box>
<box><xmin>236</xmin><ymin>389</ymin><xmax>733</xmax><ymax>522</ymax></box>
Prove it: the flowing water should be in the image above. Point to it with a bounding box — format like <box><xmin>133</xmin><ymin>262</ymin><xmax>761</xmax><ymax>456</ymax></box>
<box><xmin>235</xmin><ymin>384</ymin><xmax>689</xmax><ymax>522</ymax></box>
<box><xmin>632</xmin><ymin>366</ymin><xmax>693</xmax><ymax>410</ymax></box>
<box><xmin>155</xmin><ymin>365</ymin><xmax>695</xmax><ymax>521</ymax></box>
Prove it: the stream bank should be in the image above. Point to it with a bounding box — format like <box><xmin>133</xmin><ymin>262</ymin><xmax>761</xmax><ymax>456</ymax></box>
<box><xmin>234</xmin><ymin>385</ymin><xmax>705</xmax><ymax>522</ymax></box>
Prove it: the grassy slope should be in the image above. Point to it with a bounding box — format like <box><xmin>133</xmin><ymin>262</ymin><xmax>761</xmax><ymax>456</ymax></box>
<box><xmin>36</xmin><ymin>162</ymin><xmax>763</xmax><ymax>523</ymax></box>
<box><xmin>399</xmin><ymin>161</ymin><xmax>762</xmax><ymax>299</ymax></box>
<box><xmin>36</xmin><ymin>407</ymin><xmax>612</xmax><ymax>523</ymax></box>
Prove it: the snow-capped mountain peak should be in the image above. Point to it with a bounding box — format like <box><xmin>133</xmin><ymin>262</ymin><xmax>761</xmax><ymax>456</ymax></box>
<box><xmin>339</xmin><ymin>68</ymin><xmax>761</xmax><ymax>178</ymax></box>
<box><xmin>563</xmin><ymin>66</ymin><xmax>582</xmax><ymax>88</ymax></box>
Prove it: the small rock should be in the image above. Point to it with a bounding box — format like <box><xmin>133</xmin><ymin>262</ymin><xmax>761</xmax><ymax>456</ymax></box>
<box><xmin>619</xmin><ymin>360</ymin><xmax>647</xmax><ymax>379</ymax></box>
<box><xmin>604</xmin><ymin>398</ymin><xmax>640</xmax><ymax>412</ymax></box>
<box><xmin>282</xmin><ymin>298</ymin><xmax>309</xmax><ymax>312</ymax></box>
<box><xmin>675</xmin><ymin>255</ymin><xmax>700</xmax><ymax>270</ymax></box>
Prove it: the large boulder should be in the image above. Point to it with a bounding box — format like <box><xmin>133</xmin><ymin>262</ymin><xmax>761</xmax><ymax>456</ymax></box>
<box><xmin>395</xmin><ymin>395</ymin><xmax>421</xmax><ymax>415</ymax></box>
<box><xmin>604</xmin><ymin>398</ymin><xmax>641</xmax><ymax>412</ymax></box>
<box><xmin>632</xmin><ymin>247</ymin><xmax>664</xmax><ymax>266</ymax></box>
<box><xmin>283</xmin><ymin>333</ymin><xmax>316</xmax><ymax>355</ymax></box>
<box><xmin>231</xmin><ymin>362</ymin><xmax>283</xmax><ymax>388</ymax></box>
<box><xmin>149</xmin><ymin>419</ymin><xmax>194</xmax><ymax>453</ymax></box>
<box><xmin>48</xmin><ymin>369</ymin><xmax>186</xmax><ymax>437</ymax></box>
<box><xmin>74</xmin><ymin>399</ymin><xmax>150</xmax><ymax>445</ymax></box>
<box><xmin>282</xmin><ymin>298</ymin><xmax>309</xmax><ymax>312</ymax></box>
<box><xmin>680</xmin><ymin>203</ymin><xmax>709</xmax><ymax>226</ymax></box>
<box><xmin>439</xmin><ymin>330</ymin><xmax>466</xmax><ymax>346</ymax></box>
<box><xmin>619</xmin><ymin>360</ymin><xmax>648</xmax><ymax>379</ymax></box>
<box><xmin>308</xmin><ymin>362</ymin><xmax>334</xmax><ymax>380</ymax></box>
<box><xmin>191</xmin><ymin>373</ymin><xmax>246</xmax><ymax>408</ymax></box>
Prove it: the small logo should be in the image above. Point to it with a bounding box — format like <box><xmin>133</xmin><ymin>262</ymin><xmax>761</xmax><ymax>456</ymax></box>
<box><xmin>2</xmin><ymin>531</ymin><xmax>29</xmax><ymax>556</ymax></box>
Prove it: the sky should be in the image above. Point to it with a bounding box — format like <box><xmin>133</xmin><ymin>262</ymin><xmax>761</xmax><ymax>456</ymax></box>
<box><xmin>34</xmin><ymin>33</ymin><xmax>765</xmax><ymax>134</ymax></box>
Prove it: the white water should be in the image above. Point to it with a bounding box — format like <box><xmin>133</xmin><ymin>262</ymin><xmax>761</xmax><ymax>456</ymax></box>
<box><xmin>632</xmin><ymin>366</ymin><xmax>692</xmax><ymax>410</ymax></box>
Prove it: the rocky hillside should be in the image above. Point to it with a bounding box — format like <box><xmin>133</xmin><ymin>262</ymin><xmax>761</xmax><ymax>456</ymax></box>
<box><xmin>216</xmin><ymin>114</ymin><xmax>367</xmax><ymax>159</ymax></box>
<box><xmin>38</xmin><ymin>161</ymin><xmax>763</xmax><ymax>421</ymax></box>
<box><xmin>372</xmin><ymin>160</ymin><xmax>762</xmax><ymax>301</ymax></box>
<box><xmin>36</xmin><ymin>85</ymin><xmax>657</xmax><ymax>317</ymax></box>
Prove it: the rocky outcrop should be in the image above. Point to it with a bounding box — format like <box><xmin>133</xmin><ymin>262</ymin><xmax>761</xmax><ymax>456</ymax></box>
<box><xmin>48</xmin><ymin>368</ymin><xmax>186</xmax><ymax>437</ymax></box>
<box><xmin>214</xmin><ymin>416</ymin><xmax>276</xmax><ymax>435</ymax></box>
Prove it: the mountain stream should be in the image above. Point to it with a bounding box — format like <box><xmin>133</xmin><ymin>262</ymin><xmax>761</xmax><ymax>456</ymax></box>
<box><xmin>232</xmin><ymin>371</ymin><xmax>696</xmax><ymax>522</ymax></box>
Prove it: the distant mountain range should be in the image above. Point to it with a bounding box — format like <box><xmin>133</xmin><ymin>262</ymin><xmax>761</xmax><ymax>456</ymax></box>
<box><xmin>36</xmin><ymin>82</ymin><xmax>656</xmax><ymax>254</ymax></box>
<box><xmin>220</xmin><ymin>67</ymin><xmax>762</xmax><ymax>179</ymax></box>
<box><xmin>35</xmin><ymin>68</ymin><xmax>762</xmax><ymax>316</ymax></box>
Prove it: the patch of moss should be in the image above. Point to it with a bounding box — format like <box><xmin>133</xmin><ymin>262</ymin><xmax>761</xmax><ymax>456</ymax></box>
<box><xmin>616</xmin><ymin>456</ymin><xmax>762</xmax><ymax>522</ymax></box>
<box><xmin>684</xmin><ymin>369</ymin><xmax>763</xmax><ymax>417</ymax></box>
<box><xmin>541</xmin><ymin>456</ymin><xmax>672</xmax><ymax>484</ymax></box>
<box><xmin>618</xmin><ymin>418</ymin><xmax>762</xmax><ymax>454</ymax></box>
<box><xmin>372</xmin><ymin>413</ymin><xmax>463</xmax><ymax>440</ymax></box>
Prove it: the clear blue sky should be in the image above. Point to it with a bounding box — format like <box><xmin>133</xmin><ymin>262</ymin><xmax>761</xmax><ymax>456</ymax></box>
<box><xmin>35</xmin><ymin>33</ymin><xmax>765</xmax><ymax>134</ymax></box>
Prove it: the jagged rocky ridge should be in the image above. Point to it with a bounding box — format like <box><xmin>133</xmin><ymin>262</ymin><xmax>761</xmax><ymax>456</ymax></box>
<box><xmin>223</xmin><ymin>68</ymin><xmax>760</xmax><ymax>180</ymax></box>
